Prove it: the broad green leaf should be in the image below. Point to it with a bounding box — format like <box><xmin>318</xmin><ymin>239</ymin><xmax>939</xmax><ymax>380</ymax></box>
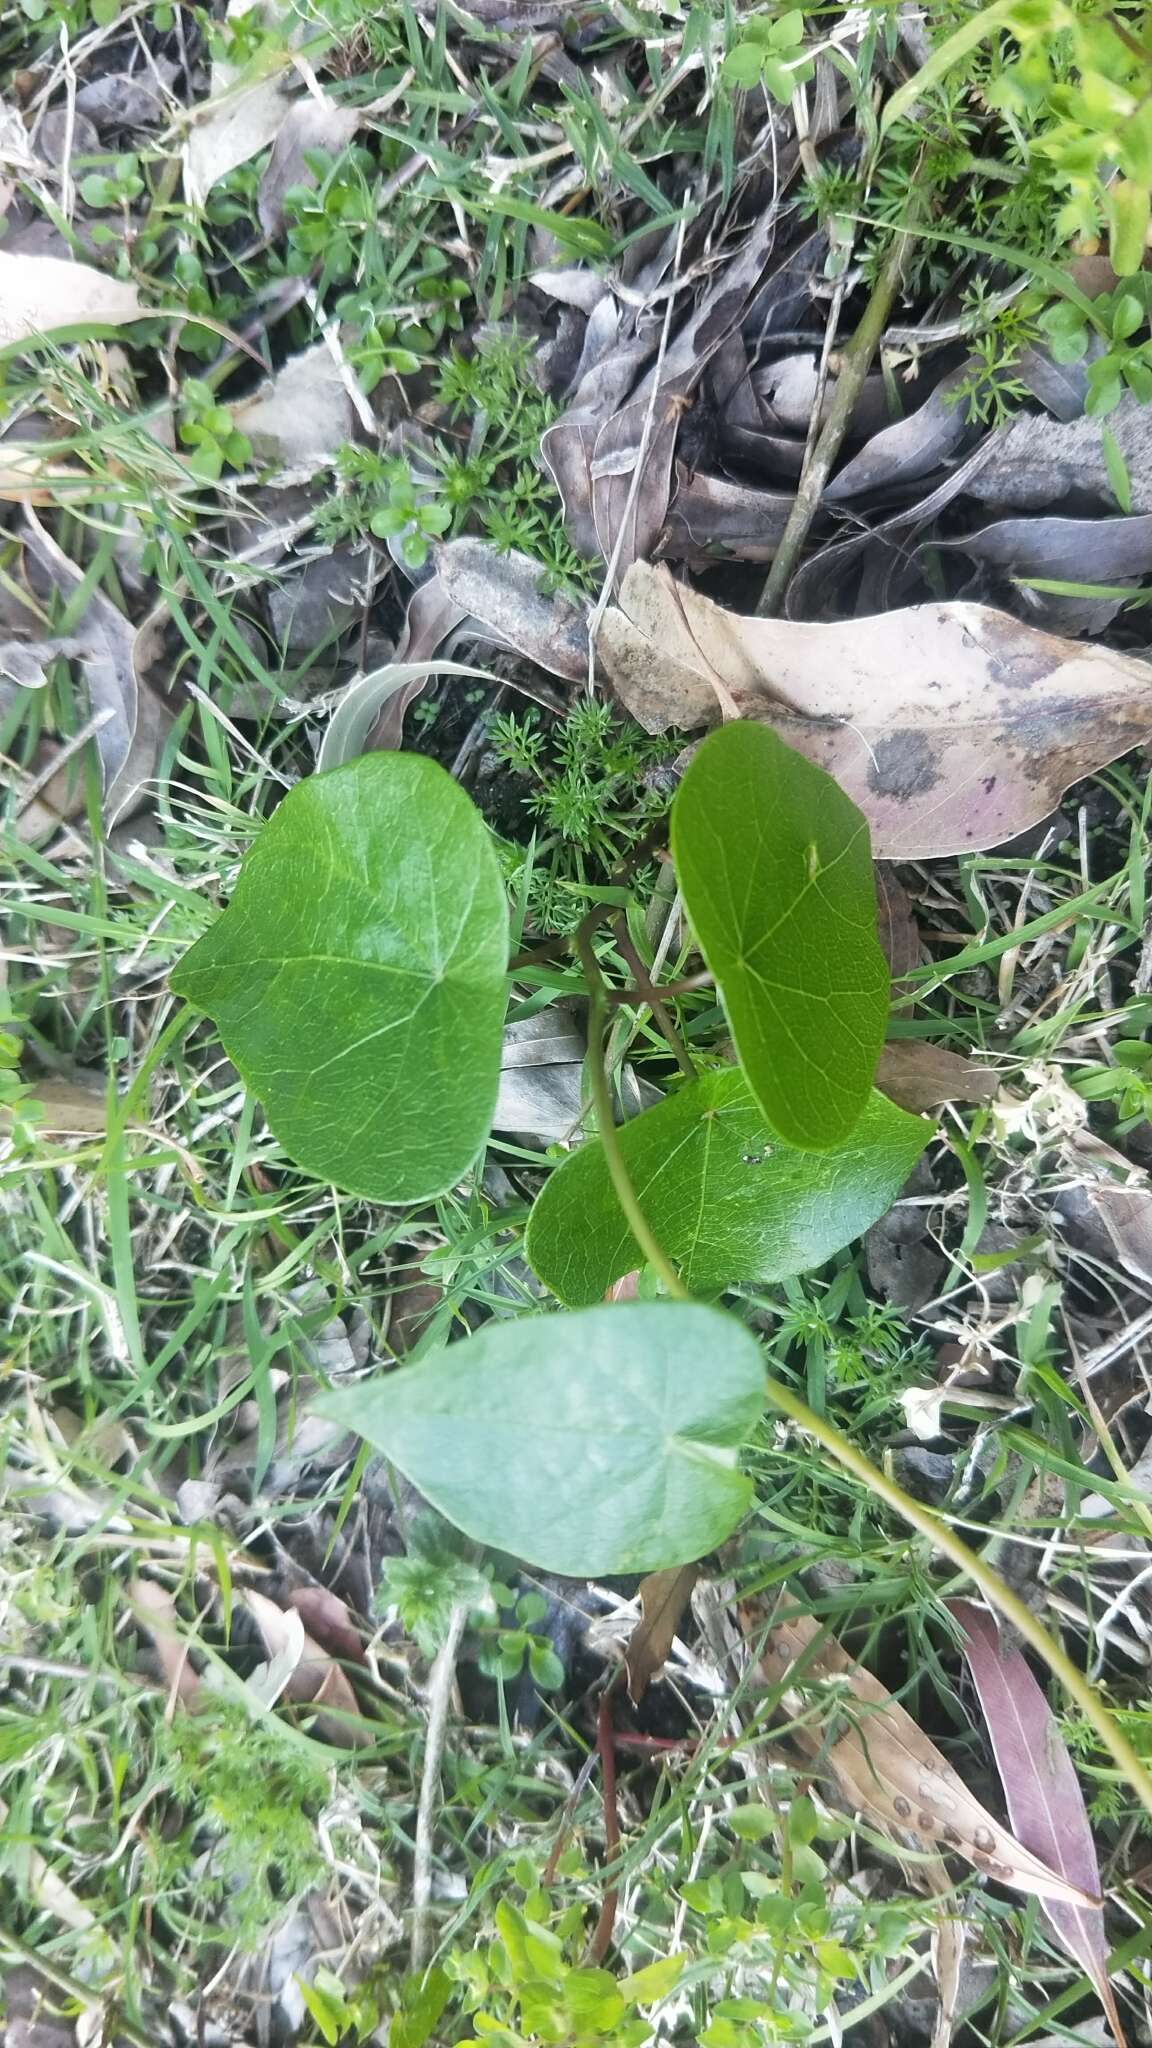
<box><xmin>525</xmin><ymin>1070</ymin><xmax>927</xmax><ymax>1305</ymax></box>
<box><xmin>1107</xmin><ymin>177</ymin><xmax>1151</xmax><ymax>279</ymax></box>
<box><xmin>315</xmin><ymin>1304</ymin><xmax>764</xmax><ymax>1576</ymax></box>
<box><xmin>171</xmin><ymin>753</ymin><xmax>508</xmax><ymax>1203</ymax></box>
<box><xmin>670</xmin><ymin>721</ymin><xmax>889</xmax><ymax>1150</ymax></box>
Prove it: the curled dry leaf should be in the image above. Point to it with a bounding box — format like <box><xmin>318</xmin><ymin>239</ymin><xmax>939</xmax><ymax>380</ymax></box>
<box><xmin>661</xmin><ymin>468</ymin><xmax>794</xmax><ymax>564</ymax></box>
<box><xmin>543</xmin><ymin>197</ymin><xmax>794</xmax><ymax>570</ymax></box>
<box><xmin>598</xmin><ymin>562</ymin><xmax>1152</xmax><ymax>858</ymax></box>
<box><xmin>0</xmin><ymin>250</ymin><xmax>143</xmax><ymax>347</ymax></box>
<box><xmin>241</xmin><ymin>1587</ymin><xmax>370</xmax><ymax>1746</ymax></box>
<box><xmin>937</xmin><ymin>514</ymin><xmax>1152</xmax><ymax>637</ymax></box>
<box><xmin>624</xmin><ymin>1565</ymin><xmax>700</xmax><ymax>1704</ymax></box>
<box><xmin>183</xmin><ymin>0</ymin><xmax>296</xmax><ymax>207</ymax></box>
<box><xmin>1087</xmin><ymin>1181</ymin><xmax>1152</xmax><ymax>1284</ymax></box>
<box><xmin>14</xmin><ymin>519</ymin><xmax>171</xmax><ymax>832</ymax></box>
<box><xmin>825</xmin><ymin>365</ymin><xmax>980</xmax><ymax>501</ymax></box>
<box><xmin>876</xmin><ymin>1042</ymin><xmax>999</xmax><ymax>1114</ymax></box>
<box><xmin>286</xmin><ymin>1585</ymin><xmax>368</xmax><ymax>1666</ymax></box>
<box><xmin>875</xmin><ymin>863</ymin><xmax>923</xmax><ymax>998</ymax></box>
<box><xmin>948</xmin><ymin>1601</ymin><xmax>1124</xmax><ymax>2047</ymax></box>
<box><xmin>746</xmin><ymin>1610</ymin><xmax>1095</xmax><ymax>1907</ymax></box>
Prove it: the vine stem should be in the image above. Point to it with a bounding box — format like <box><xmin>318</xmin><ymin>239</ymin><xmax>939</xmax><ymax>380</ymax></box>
<box><xmin>756</xmin><ymin>199</ymin><xmax>924</xmax><ymax>619</ymax></box>
<box><xmin>576</xmin><ymin>958</ymin><xmax>1152</xmax><ymax>1826</ymax></box>
<box><xmin>575</xmin><ymin>927</ymin><xmax>692</xmax><ymax>1302</ymax></box>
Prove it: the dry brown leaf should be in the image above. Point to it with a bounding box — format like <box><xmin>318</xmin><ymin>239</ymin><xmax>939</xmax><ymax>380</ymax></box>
<box><xmin>0</xmin><ymin>444</ymin><xmax>90</xmax><ymax>502</ymax></box>
<box><xmin>949</xmin><ymin>1601</ymin><xmax>1124</xmax><ymax>2048</ymax></box>
<box><xmin>0</xmin><ymin>251</ymin><xmax>142</xmax><ymax>346</ymax></box>
<box><xmin>128</xmin><ymin>1576</ymin><xmax>202</xmax><ymax>1707</ymax></box>
<box><xmin>435</xmin><ymin>537</ymin><xmax>590</xmax><ymax>681</ymax></box>
<box><xmin>4</xmin><ymin>1075</ymin><xmax>108</xmax><ymax>1135</ymax></box>
<box><xmin>242</xmin><ymin>1586</ymin><xmax>370</xmax><ymax>1747</ymax></box>
<box><xmin>923</xmin><ymin>1856</ymin><xmax>965</xmax><ymax>2048</ymax></box>
<box><xmin>875</xmin><ymin>865</ymin><xmax>924</xmax><ymax>985</ymax></box>
<box><xmin>746</xmin><ymin>1611</ymin><xmax>1094</xmax><ymax>1906</ymax></box>
<box><xmin>599</xmin><ymin>563</ymin><xmax>1152</xmax><ymax>858</ymax></box>
<box><xmin>624</xmin><ymin>1565</ymin><xmax>700</xmax><ymax>1703</ymax></box>
<box><xmin>875</xmin><ymin>1042</ymin><xmax>999</xmax><ymax>1114</ymax></box>
<box><xmin>287</xmin><ymin>1584</ymin><xmax>367</xmax><ymax>1666</ymax></box>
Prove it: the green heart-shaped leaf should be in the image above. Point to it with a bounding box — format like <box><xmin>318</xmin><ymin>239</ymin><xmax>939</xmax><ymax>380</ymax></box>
<box><xmin>526</xmin><ymin>1070</ymin><xmax>928</xmax><ymax>1304</ymax></box>
<box><xmin>171</xmin><ymin>753</ymin><xmax>508</xmax><ymax>1202</ymax></box>
<box><xmin>671</xmin><ymin>720</ymin><xmax>889</xmax><ymax>1149</ymax></box>
<box><xmin>316</xmin><ymin>1304</ymin><xmax>764</xmax><ymax>1576</ymax></box>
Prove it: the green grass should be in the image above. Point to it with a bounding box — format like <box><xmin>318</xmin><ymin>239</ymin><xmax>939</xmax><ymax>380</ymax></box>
<box><xmin>5</xmin><ymin>0</ymin><xmax>1152</xmax><ymax>2038</ymax></box>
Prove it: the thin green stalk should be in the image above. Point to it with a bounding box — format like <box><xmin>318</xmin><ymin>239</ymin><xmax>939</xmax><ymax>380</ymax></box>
<box><xmin>757</xmin><ymin>204</ymin><xmax>923</xmax><ymax>618</ymax></box>
<box><xmin>577</xmin><ymin>977</ymin><xmax>1152</xmax><ymax>1824</ymax></box>
<box><xmin>575</xmin><ymin>927</ymin><xmax>690</xmax><ymax>1302</ymax></box>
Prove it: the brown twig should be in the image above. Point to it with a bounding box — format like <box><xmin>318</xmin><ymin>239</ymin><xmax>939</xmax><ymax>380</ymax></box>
<box><xmin>585</xmin><ymin>1679</ymin><xmax>622</xmax><ymax>1965</ymax></box>
<box><xmin>610</xmin><ymin>915</ymin><xmax>696</xmax><ymax>1078</ymax></box>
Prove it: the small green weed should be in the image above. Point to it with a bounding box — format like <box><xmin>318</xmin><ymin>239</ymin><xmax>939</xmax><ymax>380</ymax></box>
<box><xmin>162</xmin><ymin>1705</ymin><xmax>333</xmax><ymax>1947</ymax></box>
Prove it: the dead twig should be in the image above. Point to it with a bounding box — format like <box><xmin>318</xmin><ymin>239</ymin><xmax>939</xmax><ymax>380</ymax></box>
<box><xmin>410</xmin><ymin>1599</ymin><xmax>467</xmax><ymax>1970</ymax></box>
<box><xmin>585</xmin><ymin>1679</ymin><xmax>622</xmax><ymax>1966</ymax></box>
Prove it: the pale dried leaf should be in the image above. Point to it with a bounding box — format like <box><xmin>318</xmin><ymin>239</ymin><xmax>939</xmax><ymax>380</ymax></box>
<box><xmin>923</xmin><ymin>1856</ymin><xmax>965</xmax><ymax>2048</ymax></box>
<box><xmin>241</xmin><ymin>1587</ymin><xmax>307</xmax><ymax>1707</ymax></box>
<box><xmin>0</xmin><ymin>251</ymin><xmax>142</xmax><ymax>346</ymax></box>
<box><xmin>184</xmin><ymin>74</ymin><xmax>292</xmax><ymax>204</ymax></box>
<box><xmin>435</xmin><ymin>537</ymin><xmax>590</xmax><ymax>680</ymax></box>
<box><xmin>967</xmin><ymin>393</ymin><xmax>1152</xmax><ymax>515</ymax></box>
<box><xmin>876</xmin><ymin>1043</ymin><xmax>999</xmax><ymax>1113</ymax></box>
<box><xmin>948</xmin><ymin>1602</ymin><xmax>1125</xmax><ymax>2047</ymax></box>
<box><xmin>0</xmin><ymin>444</ymin><xmax>90</xmax><ymax>502</ymax></box>
<box><xmin>625</xmin><ymin>1565</ymin><xmax>700</xmax><ymax>1703</ymax></box>
<box><xmin>232</xmin><ymin>343</ymin><xmax>353</xmax><ymax>476</ymax></box>
<box><xmin>257</xmin><ymin>93</ymin><xmax>361</xmax><ymax>235</ymax></box>
<box><xmin>242</xmin><ymin>1587</ymin><xmax>370</xmax><ymax>1745</ymax></box>
<box><xmin>12</xmin><ymin>1075</ymin><xmax>108</xmax><ymax>1135</ymax></box>
<box><xmin>875</xmin><ymin>864</ymin><xmax>923</xmax><ymax>998</ymax></box>
<box><xmin>1089</xmin><ymin>1182</ymin><xmax>1152</xmax><ymax>1284</ymax></box>
<box><xmin>747</xmin><ymin>1611</ymin><xmax>1094</xmax><ymax>1906</ymax></box>
<box><xmin>599</xmin><ymin>563</ymin><xmax>1152</xmax><ymax>858</ymax></box>
<box><xmin>826</xmin><ymin>365</ymin><xmax>979</xmax><ymax>501</ymax></box>
<box><xmin>287</xmin><ymin>1584</ymin><xmax>367</xmax><ymax>1665</ymax></box>
<box><xmin>17</xmin><ymin>515</ymin><xmax>171</xmax><ymax>829</ymax></box>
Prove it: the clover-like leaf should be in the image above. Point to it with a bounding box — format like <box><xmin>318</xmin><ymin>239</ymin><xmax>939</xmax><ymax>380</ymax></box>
<box><xmin>671</xmin><ymin>721</ymin><xmax>889</xmax><ymax>1149</ymax></box>
<box><xmin>171</xmin><ymin>753</ymin><xmax>508</xmax><ymax>1202</ymax></box>
<box><xmin>316</xmin><ymin>1304</ymin><xmax>764</xmax><ymax>1576</ymax></box>
<box><xmin>526</xmin><ymin>1070</ymin><xmax>927</xmax><ymax>1304</ymax></box>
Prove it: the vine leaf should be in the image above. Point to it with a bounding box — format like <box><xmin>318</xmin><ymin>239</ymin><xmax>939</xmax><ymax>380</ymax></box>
<box><xmin>526</xmin><ymin>1070</ymin><xmax>927</xmax><ymax>1304</ymax></box>
<box><xmin>316</xmin><ymin>1304</ymin><xmax>765</xmax><ymax>1577</ymax></box>
<box><xmin>671</xmin><ymin>721</ymin><xmax>890</xmax><ymax>1149</ymax></box>
<box><xmin>171</xmin><ymin>753</ymin><xmax>508</xmax><ymax>1203</ymax></box>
